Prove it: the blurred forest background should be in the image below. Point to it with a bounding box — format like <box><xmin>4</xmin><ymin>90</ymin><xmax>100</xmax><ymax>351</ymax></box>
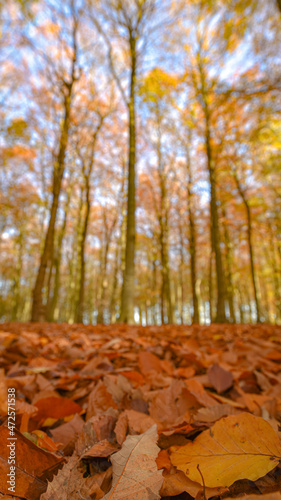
<box><xmin>0</xmin><ymin>0</ymin><xmax>280</xmax><ymax>326</ymax></box>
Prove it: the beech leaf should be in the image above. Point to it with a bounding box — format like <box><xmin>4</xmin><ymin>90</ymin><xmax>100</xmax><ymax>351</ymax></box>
<box><xmin>104</xmin><ymin>424</ymin><xmax>163</xmax><ymax>499</ymax></box>
<box><xmin>170</xmin><ymin>413</ymin><xmax>281</xmax><ymax>488</ymax></box>
<box><xmin>207</xmin><ymin>364</ymin><xmax>233</xmax><ymax>393</ymax></box>
<box><xmin>0</xmin><ymin>426</ymin><xmax>63</xmax><ymax>498</ymax></box>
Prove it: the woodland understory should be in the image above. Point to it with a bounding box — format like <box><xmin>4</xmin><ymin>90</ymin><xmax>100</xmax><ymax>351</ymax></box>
<box><xmin>1</xmin><ymin>322</ymin><xmax>281</xmax><ymax>500</ymax></box>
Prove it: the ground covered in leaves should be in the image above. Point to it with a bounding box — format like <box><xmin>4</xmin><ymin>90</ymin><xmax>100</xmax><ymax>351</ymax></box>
<box><xmin>1</xmin><ymin>323</ymin><xmax>281</xmax><ymax>500</ymax></box>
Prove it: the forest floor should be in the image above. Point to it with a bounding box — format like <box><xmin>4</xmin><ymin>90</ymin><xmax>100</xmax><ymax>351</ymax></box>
<box><xmin>1</xmin><ymin>322</ymin><xmax>281</xmax><ymax>500</ymax></box>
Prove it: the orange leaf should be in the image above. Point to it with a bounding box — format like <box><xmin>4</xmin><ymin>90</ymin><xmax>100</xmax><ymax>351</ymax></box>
<box><xmin>34</xmin><ymin>396</ymin><xmax>83</xmax><ymax>421</ymax></box>
<box><xmin>0</xmin><ymin>426</ymin><xmax>63</xmax><ymax>498</ymax></box>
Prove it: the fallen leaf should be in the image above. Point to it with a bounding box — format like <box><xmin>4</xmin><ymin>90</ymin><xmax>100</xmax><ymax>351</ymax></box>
<box><xmin>0</xmin><ymin>426</ymin><xmax>63</xmax><ymax>498</ymax></box>
<box><xmin>118</xmin><ymin>370</ymin><xmax>145</xmax><ymax>387</ymax></box>
<box><xmin>266</xmin><ymin>351</ymin><xmax>281</xmax><ymax>362</ymax></box>
<box><xmin>149</xmin><ymin>380</ymin><xmax>195</xmax><ymax>429</ymax></box>
<box><xmin>125</xmin><ymin>409</ymin><xmax>155</xmax><ymax>434</ymax></box>
<box><xmin>41</xmin><ymin>454</ymin><xmax>99</xmax><ymax>500</ymax></box>
<box><xmin>138</xmin><ymin>351</ymin><xmax>163</xmax><ymax>376</ymax></box>
<box><xmin>170</xmin><ymin>413</ymin><xmax>281</xmax><ymax>487</ymax></box>
<box><xmin>87</xmin><ymin>380</ymin><xmax>118</xmax><ymax>419</ymax></box>
<box><xmin>194</xmin><ymin>404</ymin><xmax>240</xmax><ymax>423</ymax></box>
<box><xmin>114</xmin><ymin>411</ymin><xmax>128</xmax><ymax>445</ymax></box>
<box><xmin>207</xmin><ymin>364</ymin><xmax>233</xmax><ymax>393</ymax></box>
<box><xmin>160</xmin><ymin>466</ymin><xmax>226</xmax><ymax>499</ymax></box>
<box><xmin>185</xmin><ymin>379</ymin><xmax>218</xmax><ymax>407</ymax></box>
<box><xmin>175</xmin><ymin>367</ymin><xmax>196</xmax><ymax>379</ymax></box>
<box><xmin>81</xmin><ymin>439</ymin><xmax>118</xmax><ymax>458</ymax></box>
<box><xmin>226</xmin><ymin>494</ymin><xmax>281</xmax><ymax>500</ymax></box>
<box><xmin>76</xmin><ymin>414</ymin><xmax>117</xmax><ymax>456</ymax></box>
<box><xmin>156</xmin><ymin>450</ymin><xmax>171</xmax><ymax>470</ymax></box>
<box><xmin>103</xmin><ymin>424</ymin><xmax>163</xmax><ymax>499</ymax></box>
<box><xmin>33</xmin><ymin>396</ymin><xmax>83</xmax><ymax>424</ymax></box>
<box><xmin>50</xmin><ymin>413</ymin><xmax>84</xmax><ymax>451</ymax></box>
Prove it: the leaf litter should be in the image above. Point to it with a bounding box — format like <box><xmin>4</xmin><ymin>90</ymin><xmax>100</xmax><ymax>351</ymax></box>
<box><xmin>0</xmin><ymin>322</ymin><xmax>281</xmax><ymax>499</ymax></box>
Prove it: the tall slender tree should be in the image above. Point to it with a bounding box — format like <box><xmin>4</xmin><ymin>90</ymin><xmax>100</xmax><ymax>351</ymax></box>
<box><xmin>90</xmin><ymin>0</ymin><xmax>171</xmax><ymax>323</ymax></box>
<box><xmin>31</xmin><ymin>1</ymin><xmax>80</xmax><ymax>321</ymax></box>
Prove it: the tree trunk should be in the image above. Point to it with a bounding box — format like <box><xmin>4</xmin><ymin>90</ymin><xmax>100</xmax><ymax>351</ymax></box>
<box><xmin>232</xmin><ymin>170</ymin><xmax>261</xmax><ymax>322</ymax></box>
<box><xmin>267</xmin><ymin>223</ymin><xmax>281</xmax><ymax>322</ymax></box>
<box><xmin>197</xmin><ymin>57</ymin><xmax>226</xmax><ymax>323</ymax></box>
<box><xmin>152</xmin><ymin>256</ymin><xmax>157</xmax><ymax>325</ymax></box>
<box><xmin>12</xmin><ymin>231</ymin><xmax>23</xmax><ymax>321</ymax></box>
<box><xmin>154</xmin><ymin>107</ymin><xmax>172</xmax><ymax>324</ymax></box>
<box><xmin>238</xmin><ymin>288</ymin><xmax>245</xmax><ymax>323</ymax></box>
<box><xmin>110</xmin><ymin>243</ymin><xmax>120</xmax><ymax>323</ymax></box>
<box><xmin>75</xmin><ymin>118</ymin><xmax>104</xmax><ymax>323</ymax></box>
<box><xmin>75</xmin><ymin>178</ymin><xmax>90</xmax><ymax>323</ymax></box>
<box><xmin>120</xmin><ymin>34</ymin><xmax>136</xmax><ymax>324</ymax></box>
<box><xmin>160</xmin><ymin>229</ymin><xmax>172</xmax><ymax>323</ymax></box>
<box><xmin>48</xmin><ymin>189</ymin><xmax>71</xmax><ymax>321</ymax></box>
<box><xmin>209</xmin><ymin>250</ymin><xmax>214</xmax><ymax>323</ymax></box>
<box><xmin>31</xmin><ymin>145</ymin><xmax>68</xmax><ymax>321</ymax></box>
<box><xmin>245</xmin><ymin>201</ymin><xmax>261</xmax><ymax>322</ymax></box>
<box><xmin>68</xmin><ymin>189</ymin><xmax>83</xmax><ymax>323</ymax></box>
<box><xmin>31</xmin><ymin>45</ymin><xmax>77</xmax><ymax>321</ymax></box>
<box><xmin>186</xmin><ymin>154</ymin><xmax>199</xmax><ymax>324</ymax></box>
<box><xmin>31</xmin><ymin>13</ymin><xmax>78</xmax><ymax>323</ymax></box>
<box><xmin>178</xmin><ymin>224</ymin><xmax>185</xmax><ymax>324</ymax></box>
<box><xmin>222</xmin><ymin>208</ymin><xmax>236</xmax><ymax>323</ymax></box>
<box><xmin>158</xmin><ymin>192</ymin><xmax>172</xmax><ymax>324</ymax></box>
<box><xmin>97</xmin><ymin>239</ymin><xmax>110</xmax><ymax>324</ymax></box>
<box><xmin>209</xmin><ymin>164</ymin><xmax>226</xmax><ymax>322</ymax></box>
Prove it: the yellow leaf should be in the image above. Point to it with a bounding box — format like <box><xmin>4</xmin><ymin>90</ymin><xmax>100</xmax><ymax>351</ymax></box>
<box><xmin>170</xmin><ymin>413</ymin><xmax>281</xmax><ymax>488</ymax></box>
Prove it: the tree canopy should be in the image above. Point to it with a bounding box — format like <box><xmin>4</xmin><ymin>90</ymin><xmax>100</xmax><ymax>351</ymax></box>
<box><xmin>0</xmin><ymin>0</ymin><xmax>280</xmax><ymax>325</ymax></box>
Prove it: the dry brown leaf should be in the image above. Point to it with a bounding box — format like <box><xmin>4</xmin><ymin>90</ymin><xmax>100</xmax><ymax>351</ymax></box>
<box><xmin>41</xmin><ymin>455</ymin><xmax>94</xmax><ymax>500</ymax></box>
<box><xmin>207</xmin><ymin>364</ymin><xmax>233</xmax><ymax>393</ymax></box>
<box><xmin>160</xmin><ymin>466</ymin><xmax>227</xmax><ymax>499</ymax></box>
<box><xmin>170</xmin><ymin>413</ymin><xmax>281</xmax><ymax>487</ymax></box>
<box><xmin>0</xmin><ymin>426</ymin><xmax>63</xmax><ymax>498</ymax></box>
<box><xmin>33</xmin><ymin>396</ymin><xmax>83</xmax><ymax>426</ymax></box>
<box><xmin>117</xmin><ymin>370</ymin><xmax>145</xmax><ymax>387</ymax></box>
<box><xmin>104</xmin><ymin>374</ymin><xmax>133</xmax><ymax>404</ymax></box>
<box><xmin>50</xmin><ymin>413</ymin><xmax>84</xmax><ymax>450</ymax></box>
<box><xmin>103</xmin><ymin>424</ymin><xmax>163</xmax><ymax>499</ymax></box>
<box><xmin>76</xmin><ymin>414</ymin><xmax>117</xmax><ymax>456</ymax></box>
<box><xmin>185</xmin><ymin>379</ymin><xmax>218</xmax><ymax>407</ymax></box>
<box><xmin>87</xmin><ymin>380</ymin><xmax>118</xmax><ymax>419</ymax></box>
<box><xmin>126</xmin><ymin>409</ymin><xmax>155</xmax><ymax>434</ymax></box>
<box><xmin>138</xmin><ymin>351</ymin><xmax>163</xmax><ymax>376</ymax></box>
<box><xmin>149</xmin><ymin>380</ymin><xmax>196</xmax><ymax>429</ymax></box>
<box><xmin>32</xmin><ymin>390</ymin><xmax>60</xmax><ymax>405</ymax></box>
<box><xmin>114</xmin><ymin>411</ymin><xmax>128</xmax><ymax>445</ymax></box>
<box><xmin>156</xmin><ymin>450</ymin><xmax>171</xmax><ymax>471</ymax></box>
<box><xmin>210</xmin><ymin>392</ymin><xmax>245</xmax><ymax>408</ymax></box>
<box><xmin>81</xmin><ymin>439</ymin><xmax>118</xmax><ymax>458</ymax></box>
<box><xmin>226</xmin><ymin>494</ymin><xmax>281</xmax><ymax>500</ymax></box>
<box><xmin>194</xmin><ymin>404</ymin><xmax>241</xmax><ymax>423</ymax></box>
<box><xmin>175</xmin><ymin>367</ymin><xmax>196</xmax><ymax>379</ymax></box>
